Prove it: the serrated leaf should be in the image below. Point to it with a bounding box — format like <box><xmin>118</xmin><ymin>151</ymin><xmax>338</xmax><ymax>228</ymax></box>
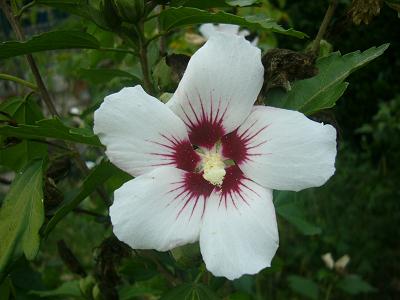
<box><xmin>42</xmin><ymin>160</ymin><xmax>125</xmax><ymax>237</ymax></box>
<box><xmin>274</xmin><ymin>191</ymin><xmax>321</xmax><ymax>236</ymax></box>
<box><xmin>159</xmin><ymin>7</ymin><xmax>306</xmax><ymax>38</ymax></box>
<box><xmin>0</xmin><ymin>31</ymin><xmax>100</xmax><ymax>60</ymax></box>
<box><xmin>338</xmin><ymin>275</ymin><xmax>377</xmax><ymax>295</ymax></box>
<box><xmin>30</xmin><ymin>280</ymin><xmax>82</xmax><ymax>298</ymax></box>
<box><xmin>266</xmin><ymin>44</ymin><xmax>390</xmax><ymax>114</ymax></box>
<box><xmin>78</xmin><ymin>68</ymin><xmax>142</xmax><ymax>85</ymax></box>
<box><xmin>288</xmin><ymin>275</ymin><xmax>319</xmax><ymax>300</ymax></box>
<box><xmin>0</xmin><ymin>118</ymin><xmax>101</xmax><ymax>146</ymax></box>
<box><xmin>160</xmin><ymin>283</ymin><xmax>220</xmax><ymax>300</ymax></box>
<box><xmin>0</xmin><ymin>160</ymin><xmax>44</xmax><ymax>281</ymax></box>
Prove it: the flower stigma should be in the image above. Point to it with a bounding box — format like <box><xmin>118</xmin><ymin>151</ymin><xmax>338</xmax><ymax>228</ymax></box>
<box><xmin>201</xmin><ymin>151</ymin><xmax>226</xmax><ymax>187</ymax></box>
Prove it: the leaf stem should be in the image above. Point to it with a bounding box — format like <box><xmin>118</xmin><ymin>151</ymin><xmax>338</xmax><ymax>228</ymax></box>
<box><xmin>0</xmin><ymin>73</ymin><xmax>38</xmax><ymax>91</ymax></box>
<box><xmin>311</xmin><ymin>0</ymin><xmax>338</xmax><ymax>56</ymax></box>
<box><xmin>98</xmin><ymin>46</ymin><xmax>137</xmax><ymax>56</ymax></box>
<box><xmin>146</xmin><ymin>31</ymin><xmax>168</xmax><ymax>47</ymax></box>
<box><xmin>14</xmin><ymin>0</ymin><xmax>35</xmax><ymax>19</ymax></box>
<box><xmin>135</xmin><ymin>23</ymin><xmax>155</xmax><ymax>94</ymax></box>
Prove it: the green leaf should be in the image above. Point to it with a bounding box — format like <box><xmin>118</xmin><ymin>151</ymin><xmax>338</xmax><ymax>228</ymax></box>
<box><xmin>0</xmin><ymin>160</ymin><xmax>44</xmax><ymax>281</ymax></box>
<box><xmin>338</xmin><ymin>275</ymin><xmax>377</xmax><ymax>295</ymax></box>
<box><xmin>274</xmin><ymin>192</ymin><xmax>322</xmax><ymax>236</ymax></box>
<box><xmin>0</xmin><ymin>278</ymin><xmax>11</xmax><ymax>300</ymax></box>
<box><xmin>119</xmin><ymin>285</ymin><xmax>162</xmax><ymax>300</ymax></box>
<box><xmin>159</xmin><ymin>7</ymin><xmax>306</xmax><ymax>38</ymax></box>
<box><xmin>78</xmin><ymin>68</ymin><xmax>142</xmax><ymax>85</ymax></box>
<box><xmin>0</xmin><ymin>31</ymin><xmax>100</xmax><ymax>60</ymax></box>
<box><xmin>266</xmin><ymin>44</ymin><xmax>390</xmax><ymax>114</ymax></box>
<box><xmin>288</xmin><ymin>275</ymin><xmax>319</xmax><ymax>300</ymax></box>
<box><xmin>226</xmin><ymin>0</ymin><xmax>259</xmax><ymax>6</ymax></box>
<box><xmin>0</xmin><ymin>118</ymin><xmax>101</xmax><ymax>146</ymax></box>
<box><xmin>0</xmin><ymin>97</ymin><xmax>47</xmax><ymax>171</ymax></box>
<box><xmin>170</xmin><ymin>0</ymin><xmax>228</xmax><ymax>8</ymax></box>
<box><xmin>160</xmin><ymin>283</ymin><xmax>220</xmax><ymax>300</ymax></box>
<box><xmin>42</xmin><ymin>160</ymin><xmax>123</xmax><ymax>237</ymax></box>
<box><xmin>170</xmin><ymin>0</ymin><xmax>258</xmax><ymax>8</ymax></box>
<box><xmin>30</xmin><ymin>280</ymin><xmax>82</xmax><ymax>298</ymax></box>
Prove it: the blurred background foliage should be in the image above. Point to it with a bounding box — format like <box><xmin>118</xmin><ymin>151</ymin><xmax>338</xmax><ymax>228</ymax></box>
<box><xmin>0</xmin><ymin>0</ymin><xmax>399</xmax><ymax>299</ymax></box>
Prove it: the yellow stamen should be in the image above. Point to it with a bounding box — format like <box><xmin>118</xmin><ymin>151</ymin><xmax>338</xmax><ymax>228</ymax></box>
<box><xmin>202</xmin><ymin>152</ymin><xmax>226</xmax><ymax>187</ymax></box>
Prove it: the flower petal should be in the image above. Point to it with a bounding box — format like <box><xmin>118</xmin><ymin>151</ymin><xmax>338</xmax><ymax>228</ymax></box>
<box><xmin>168</xmin><ymin>33</ymin><xmax>264</xmax><ymax>149</ymax></box>
<box><xmin>222</xmin><ymin>106</ymin><xmax>337</xmax><ymax>191</ymax></box>
<box><xmin>94</xmin><ymin>86</ymin><xmax>200</xmax><ymax>176</ymax></box>
<box><xmin>110</xmin><ymin>166</ymin><xmax>212</xmax><ymax>251</ymax></box>
<box><xmin>199</xmin><ymin>24</ymin><xmax>240</xmax><ymax>39</ymax></box>
<box><xmin>200</xmin><ymin>175</ymin><xmax>278</xmax><ymax>280</ymax></box>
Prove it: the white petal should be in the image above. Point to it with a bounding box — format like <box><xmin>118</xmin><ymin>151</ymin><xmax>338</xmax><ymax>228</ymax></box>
<box><xmin>225</xmin><ymin>106</ymin><xmax>337</xmax><ymax>191</ymax></box>
<box><xmin>216</xmin><ymin>24</ymin><xmax>240</xmax><ymax>35</ymax></box>
<box><xmin>94</xmin><ymin>86</ymin><xmax>200</xmax><ymax>176</ymax></box>
<box><xmin>110</xmin><ymin>167</ymin><xmax>206</xmax><ymax>251</ymax></box>
<box><xmin>200</xmin><ymin>179</ymin><xmax>278</xmax><ymax>280</ymax></box>
<box><xmin>238</xmin><ymin>29</ymin><xmax>250</xmax><ymax>37</ymax></box>
<box><xmin>168</xmin><ymin>32</ymin><xmax>264</xmax><ymax>148</ymax></box>
<box><xmin>199</xmin><ymin>23</ymin><xmax>217</xmax><ymax>39</ymax></box>
<box><xmin>199</xmin><ymin>24</ymin><xmax>240</xmax><ymax>39</ymax></box>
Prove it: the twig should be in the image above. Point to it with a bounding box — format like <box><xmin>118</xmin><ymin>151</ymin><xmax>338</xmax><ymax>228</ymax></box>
<box><xmin>0</xmin><ymin>73</ymin><xmax>38</xmax><ymax>91</ymax></box>
<box><xmin>14</xmin><ymin>0</ymin><xmax>36</xmax><ymax>19</ymax></box>
<box><xmin>311</xmin><ymin>0</ymin><xmax>338</xmax><ymax>56</ymax></box>
<box><xmin>158</xmin><ymin>5</ymin><xmax>166</xmax><ymax>56</ymax></box>
<box><xmin>57</xmin><ymin>239</ymin><xmax>87</xmax><ymax>277</ymax></box>
<box><xmin>135</xmin><ymin>23</ymin><xmax>155</xmax><ymax>94</ymax></box>
<box><xmin>146</xmin><ymin>31</ymin><xmax>168</xmax><ymax>47</ymax></box>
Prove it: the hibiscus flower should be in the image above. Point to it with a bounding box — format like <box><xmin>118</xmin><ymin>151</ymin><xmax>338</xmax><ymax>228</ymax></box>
<box><xmin>93</xmin><ymin>32</ymin><xmax>337</xmax><ymax>280</ymax></box>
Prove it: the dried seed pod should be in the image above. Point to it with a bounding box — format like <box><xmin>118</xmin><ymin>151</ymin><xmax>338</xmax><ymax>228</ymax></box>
<box><xmin>262</xmin><ymin>48</ymin><xmax>318</xmax><ymax>92</ymax></box>
<box><xmin>348</xmin><ymin>0</ymin><xmax>383</xmax><ymax>25</ymax></box>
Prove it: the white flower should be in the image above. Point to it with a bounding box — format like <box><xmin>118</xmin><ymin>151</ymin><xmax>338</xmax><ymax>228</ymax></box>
<box><xmin>199</xmin><ymin>23</ymin><xmax>259</xmax><ymax>46</ymax></box>
<box><xmin>94</xmin><ymin>33</ymin><xmax>337</xmax><ymax>280</ymax></box>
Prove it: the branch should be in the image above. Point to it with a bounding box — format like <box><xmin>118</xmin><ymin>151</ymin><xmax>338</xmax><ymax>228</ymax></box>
<box><xmin>311</xmin><ymin>0</ymin><xmax>338</xmax><ymax>56</ymax></box>
<box><xmin>57</xmin><ymin>239</ymin><xmax>87</xmax><ymax>277</ymax></box>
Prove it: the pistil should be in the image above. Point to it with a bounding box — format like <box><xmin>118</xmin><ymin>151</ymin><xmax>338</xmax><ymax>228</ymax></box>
<box><xmin>201</xmin><ymin>151</ymin><xmax>226</xmax><ymax>187</ymax></box>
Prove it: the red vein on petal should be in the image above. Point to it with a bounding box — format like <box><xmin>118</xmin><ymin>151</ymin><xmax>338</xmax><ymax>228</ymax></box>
<box><xmin>147</xmin><ymin>136</ymin><xmax>200</xmax><ymax>172</ymax></box>
<box><xmin>222</xmin><ymin>121</ymin><xmax>271</xmax><ymax>164</ymax></box>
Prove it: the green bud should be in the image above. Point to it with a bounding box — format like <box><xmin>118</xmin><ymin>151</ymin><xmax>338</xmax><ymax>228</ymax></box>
<box><xmin>171</xmin><ymin>243</ymin><xmax>202</xmax><ymax>268</ymax></box>
<box><xmin>100</xmin><ymin>0</ymin><xmax>122</xmax><ymax>30</ymax></box>
<box><xmin>79</xmin><ymin>275</ymin><xmax>96</xmax><ymax>299</ymax></box>
<box><xmin>92</xmin><ymin>284</ymin><xmax>104</xmax><ymax>300</ymax></box>
<box><xmin>112</xmin><ymin>0</ymin><xmax>145</xmax><ymax>23</ymax></box>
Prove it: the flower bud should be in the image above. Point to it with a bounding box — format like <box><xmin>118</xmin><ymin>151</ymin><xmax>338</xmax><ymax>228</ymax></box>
<box><xmin>99</xmin><ymin>0</ymin><xmax>121</xmax><ymax>30</ymax></box>
<box><xmin>111</xmin><ymin>0</ymin><xmax>145</xmax><ymax>23</ymax></box>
